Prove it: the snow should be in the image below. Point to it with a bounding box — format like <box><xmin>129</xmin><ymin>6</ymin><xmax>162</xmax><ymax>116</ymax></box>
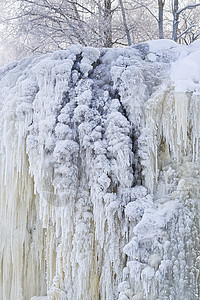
<box><xmin>147</xmin><ymin>39</ymin><xmax>180</xmax><ymax>53</ymax></box>
<box><xmin>171</xmin><ymin>50</ymin><xmax>200</xmax><ymax>92</ymax></box>
<box><xmin>0</xmin><ymin>39</ymin><xmax>200</xmax><ymax>300</ymax></box>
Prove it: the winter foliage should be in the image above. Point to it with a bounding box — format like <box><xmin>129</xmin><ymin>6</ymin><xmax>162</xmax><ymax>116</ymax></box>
<box><xmin>1</xmin><ymin>40</ymin><xmax>200</xmax><ymax>299</ymax></box>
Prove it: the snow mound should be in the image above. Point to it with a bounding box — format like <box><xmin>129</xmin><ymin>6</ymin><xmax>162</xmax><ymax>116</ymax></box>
<box><xmin>171</xmin><ymin>49</ymin><xmax>200</xmax><ymax>92</ymax></box>
<box><xmin>147</xmin><ymin>39</ymin><xmax>180</xmax><ymax>52</ymax></box>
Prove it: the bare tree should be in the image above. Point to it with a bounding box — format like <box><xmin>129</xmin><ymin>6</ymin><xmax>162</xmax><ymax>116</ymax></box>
<box><xmin>130</xmin><ymin>0</ymin><xmax>165</xmax><ymax>39</ymax></box>
<box><xmin>172</xmin><ymin>0</ymin><xmax>200</xmax><ymax>42</ymax></box>
<box><xmin>2</xmin><ymin>0</ymin><xmax>200</xmax><ymax>65</ymax></box>
<box><xmin>172</xmin><ymin>0</ymin><xmax>179</xmax><ymax>41</ymax></box>
<box><xmin>177</xmin><ymin>6</ymin><xmax>200</xmax><ymax>45</ymax></box>
<box><xmin>1</xmin><ymin>0</ymin><xmax>168</xmax><ymax>58</ymax></box>
<box><xmin>158</xmin><ymin>0</ymin><xmax>165</xmax><ymax>39</ymax></box>
<box><xmin>119</xmin><ymin>0</ymin><xmax>131</xmax><ymax>45</ymax></box>
<box><xmin>3</xmin><ymin>0</ymin><xmax>119</xmax><ymax>52</ymax></box>
<box><xmin>130</xmin><ymin>0</ymin><xmax>200</xmax><ymax>43</ymax></box>
<box><xmin>103</xmin><ymin>0</ymin><xmax>113</xmax><ymax>47</ymax></box>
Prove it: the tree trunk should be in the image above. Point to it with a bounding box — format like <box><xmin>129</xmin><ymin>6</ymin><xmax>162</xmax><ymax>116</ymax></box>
<box><xmin>119</xmin><ymin>0</ymin><xmax>131</xmax><ymax>45</ymax></box>
<box><xmin>172</xmin><ymin>0</ymin><xmax>179</xmax><ymax>41</ymax></box>
<box><xmin>158</xmin><ymin>0</ymin><xmax>165</xmax><ymax>39</ymax></box>
<box><xmin>104</xmin><ymin>0</ymin><xmax>112</xmax><ymax>47</ymax></box>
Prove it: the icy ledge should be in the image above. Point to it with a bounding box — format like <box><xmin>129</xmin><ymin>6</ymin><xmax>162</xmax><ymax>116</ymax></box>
<box><xmin>0</xmin><ymin>40</ymin><xmax>200</xmax><ymax>299</ymax></box>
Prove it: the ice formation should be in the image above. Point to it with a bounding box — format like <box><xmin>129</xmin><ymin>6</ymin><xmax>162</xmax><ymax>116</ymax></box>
<box><xmin>1</xmin><ymin>39</ymin><xmax>200</xmax><ymax>299</ymax></box>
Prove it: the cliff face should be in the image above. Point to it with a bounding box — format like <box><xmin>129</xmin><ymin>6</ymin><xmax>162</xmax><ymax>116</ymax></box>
<box><xmin>0</xmin><ymin>40</ymin><xmax>200</xmax><ymax>300</ymax></box>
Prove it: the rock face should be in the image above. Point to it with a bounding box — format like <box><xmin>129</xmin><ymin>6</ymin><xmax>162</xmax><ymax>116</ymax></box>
<box><xmin>0</xmin><ymin>40</ymin><xmax>200</xmax><ymax>300</ymax></box>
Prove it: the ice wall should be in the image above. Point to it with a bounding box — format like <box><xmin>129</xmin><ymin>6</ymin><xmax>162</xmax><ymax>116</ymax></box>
<box><xmin>0</xmin><ymin>39</ymin><xmax>200</xmax><ymax>300</ymax></box>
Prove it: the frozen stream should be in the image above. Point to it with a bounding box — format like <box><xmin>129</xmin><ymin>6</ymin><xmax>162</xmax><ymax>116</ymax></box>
<box><xmin>0</xmin><ymin>40</ymin><xmax>200</xmax><ymax>299</ymax></box>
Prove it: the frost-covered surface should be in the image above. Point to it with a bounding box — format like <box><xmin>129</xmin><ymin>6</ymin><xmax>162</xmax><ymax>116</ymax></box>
<box><xmin>1</xmin><ymin>40</ymin><xmax>200</xmax><ymax>299</ymax></box>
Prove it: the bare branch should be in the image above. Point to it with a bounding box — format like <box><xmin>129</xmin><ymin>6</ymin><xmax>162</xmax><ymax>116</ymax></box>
<box><xmin>131</xmin><ymin>0</ymin><xmax>159</xmax><ymax>22</ymax></box>
<box><xmin>177</xmin><ymin>3</ymin><xmax>200</xmax><ymax>15</ymax></box>
<box><xmin>177</xmin><ymin>24</ymin><xmax>197</xmax><ymax>39</ymax></box>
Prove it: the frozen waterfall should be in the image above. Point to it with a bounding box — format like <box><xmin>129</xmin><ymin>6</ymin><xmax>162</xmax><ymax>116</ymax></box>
<box><xmin>1</xmin><ymin>39</ymin><xmax>200</xmax><ymax>299</ymax></box>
